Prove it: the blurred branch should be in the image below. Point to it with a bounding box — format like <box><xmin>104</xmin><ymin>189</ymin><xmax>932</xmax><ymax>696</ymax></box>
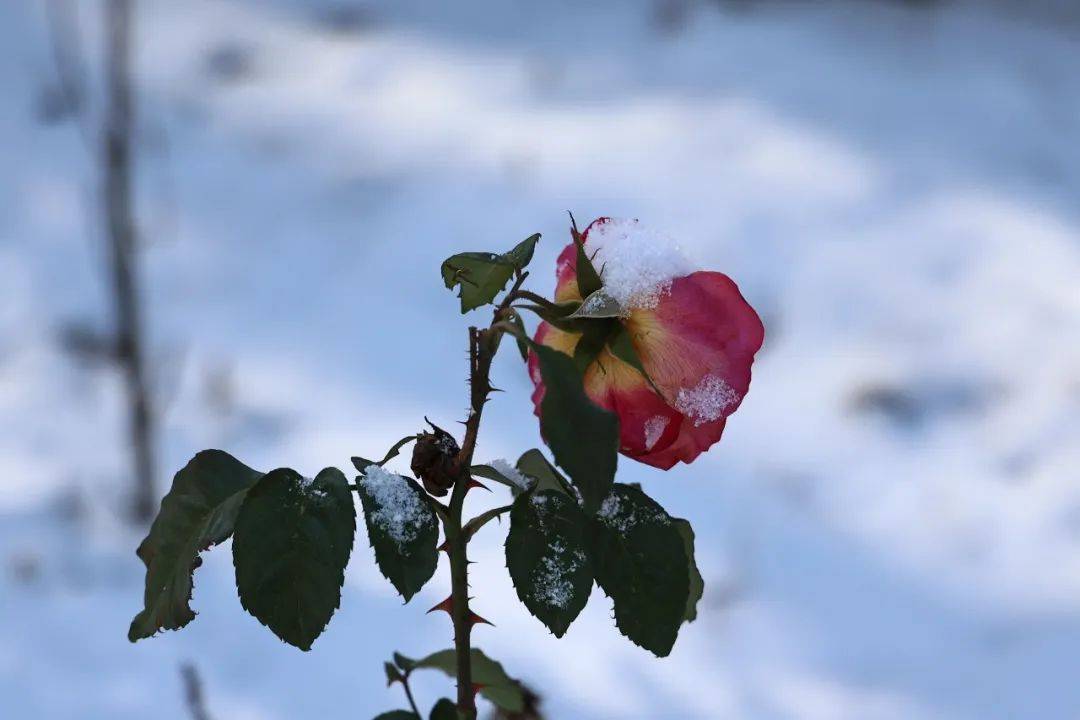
<box><xmin>180</xmin><ymin>663</ymin><xmax>213</xmax><ymax>720</ymax></box>
<box><xmin>103</xmin><ymin>0</ymin><xmax>156</xmax><ymax>522</ymax></box>
<box><xmin>43</xmin><ymin>0</ymin><xmax>93</xmax><ymax>148</ymax></box>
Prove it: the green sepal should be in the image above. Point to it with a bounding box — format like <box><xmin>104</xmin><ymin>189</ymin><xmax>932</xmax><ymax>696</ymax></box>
<box><xmin>232</xmin><ymin>467</ymin><xmax>356</xmax><ymax>651</ymax></box>
<box><xmin>128</xmin><ymin>450</ymin><xmax>264</xmax><ymax>642</ymax></box>
<box><xmin>352</xmin><ymin>435</ymin><xmax>418</xmax><ymax>474</ymax></box>
<box><xmin>505</xmin><ymin>490</ymin><xmax>593</xmax><ymax>637</ymax></box>
<box><xmin>590</xmin><ymin>484</ymin><xmax>690</xmax><ymax>657</ymax></box>
<box><xmin>570</xmin><ymin>288</ymin><xmax>624</xmax><ymax>319</ymax></box>
<box><xmin>573</xmin><ymin>227</ymin><xmax>603</xmax><ymax>297</ymax></box>
<box><xmin>529</xmin><ymin>342</ymin><xmax>618</xmax><ymax>513</ymax></box>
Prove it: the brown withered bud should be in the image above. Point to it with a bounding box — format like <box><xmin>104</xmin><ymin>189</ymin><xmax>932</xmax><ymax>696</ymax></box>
<box><xmin>410</xmin><ymin>419</ymin><xmax>463</xmax><ymax>497</ymax></box>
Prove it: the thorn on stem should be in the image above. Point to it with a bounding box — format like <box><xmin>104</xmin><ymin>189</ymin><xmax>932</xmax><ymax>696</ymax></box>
<box><xmin>427</xmin><ymin>596</ymin><xmax>454</xmax><ymax>616</ymax></box>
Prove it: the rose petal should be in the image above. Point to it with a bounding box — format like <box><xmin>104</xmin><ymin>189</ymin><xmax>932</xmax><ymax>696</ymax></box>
<box><xmin>627</xmin><ymin>271</ymin><xmax>764</xmax><ymax>426</ymax></box>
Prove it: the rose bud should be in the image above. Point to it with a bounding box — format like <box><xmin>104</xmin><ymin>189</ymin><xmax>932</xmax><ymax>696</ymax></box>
<box><xmin>410</xmin><ymin>421</ymin><xmax>463</xmax><ymax>496</ymax></box>
<box><xmin>528</xmin><ymin>217</ymin><xmax>764</xmax><ymax>469</ymax></box>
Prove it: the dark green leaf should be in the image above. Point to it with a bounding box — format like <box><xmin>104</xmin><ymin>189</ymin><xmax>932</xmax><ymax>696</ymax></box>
<box><xmin>129</xmin><ymin>450</ymin><xmax>264</xmax><ymax>642</ymax></box>
<box><xmin>673</xmin><ymin>519</ymin><xmax>703</xmax><ymax>623</ymax></box>
<box><xmin>515</xmin><ymin>449</ymin><xmax>573</xmax><ymax>498</ymax></box>
<box><xmin>590</xmin><ymin>484</ymin><xmax>689</xmax><ymax>657</ymax></box>
<box><xmin>232</xmin><ymin>467</ymin><xmax>356</xmax><ymax>650</ymax></box>
<box><xmin>530</xmin><ymin>343</ymin><xmax>618</xmax><ymax>513</ymax></box>
<box><xmin>414</xmin><ymin>649</ymin><xmax>524</xmax><ymax>712</ymax></box>
<box><xmin>373</xmin><ymin>711</ymin><xmax>420</xmax><ymax>720</ymax></box>
<box><xmin>356</xmin><ymin>468</ymin><xmax>439</xmax><ymax>601</ymax></box>
<box><xmin>570</xmin><ymin>289</ymin><xmax>625</xmax><ymax>319</ymax></box>
<box><xmin>429</xmin><ymin>699</ymin><xmax>460</xmax><ymax>720</ymax></box>
<box><xmin>505</xmin><ymin>490</ymin><xmax>593</xmax><ymax>637</ymax></box>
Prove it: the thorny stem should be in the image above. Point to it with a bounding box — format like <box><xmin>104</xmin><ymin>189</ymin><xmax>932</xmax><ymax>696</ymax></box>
<box><xmin>445</xmin><ymin>272</ymin><xmax>528</xmax><ymax>718</ymax></box>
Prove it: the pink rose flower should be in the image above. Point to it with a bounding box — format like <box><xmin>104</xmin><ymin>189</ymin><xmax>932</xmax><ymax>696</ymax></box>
<box><xmin>528</xmin><ymin>218</ymin><xmax>764</xmax><ymax>469</ymax></box>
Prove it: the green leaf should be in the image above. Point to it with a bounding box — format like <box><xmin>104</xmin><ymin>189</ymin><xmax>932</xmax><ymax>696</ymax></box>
<box><xmin>393</xmin><ymin>651</ymin><xmax>418</xmax><ymax>673</ymax></box>
<box><xmin>590</xmin><ymin>484</ymin><xmax>689</xmax><ymax>657</ymax></box>
<box><xmin>530</xmin><ymin>342</ymin><xmax>618</xmax><ymax>513</ymax></box>
<box><xmin>505</xmin><ymin>490</ymin><xmax>593</xmax><ymax>637</ymax></box>
<box><xmin>674</xmin><ymin>519</ymin><xmax>704</xmax><ymax>624</ymax></box>
<box><xmin>128</xmin><ymin>450</ymin><xmax>264</xmax><ymax>642</ymax></box>
<box><xmin>515</xmin><ymin>449</ymin><xmax>573</xmax><ymax>498</ymax></box>
<box><xmin>352</xmin><ymin>435</ymin><xmax>418</xmax><ymax>473</ymax></box>
<box><xmin>429</xmin><ymin>699</ymin><xmax>460</xmax><ymax>720</ymax></box>
<box><xmin>373</xmin><ymin>711</ymin><xmax>420</xmax><ymax>720</ymax></box>
<box><xmin>356</xmin><ymin>468</ymin><xmax>439</xmax><ymax>601</ymax></box>
<box><xmin>469</xmin><ymin>464</ymin><xmax>526</xmax><ymax>493</ymax></box>
<box><xmin>504</xmin><ymin>233</ymin><xmax>541</xmax><ymax>269</ymax></box>
<box><xmin>441</xmin><ymin>234</ymin><xmax>540</xmax><ymax>313</ymax></box>
<box><xmin>570</xmin><ymin>288</ymin><xmax>625</xmax><ymax>319</ymax></box>
<box><xmin>232</xmin><ymin>467</ymin><xmax>356</xmax><ymax>650</ymax></box>
<box><xmin>414</xmin><ymin>649</ymin><xmax>524</xmax><ymax>712</ymax></box>
<box><xmin>384</xmin><ymin>662</ymin><xmax>404</xmax><ymax>686</ymax></box>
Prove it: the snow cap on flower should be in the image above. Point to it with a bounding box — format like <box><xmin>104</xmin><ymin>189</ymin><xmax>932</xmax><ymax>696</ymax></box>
<box><xmin>531</xmin><ymin>217</ymin><xmax>764</xmax><ymax>469</ymax></box>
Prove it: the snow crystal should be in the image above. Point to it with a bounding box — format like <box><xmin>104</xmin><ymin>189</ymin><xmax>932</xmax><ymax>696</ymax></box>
<box><xmin>674</xmin><ymin>374</ymin><xmax>741</xmax><ymax>426</ymax></box>
<box><xmin>598</xmin><ymin>491</ymin><xmax>668</xmax><ymax>533</ymax></box>
<box><xmin>531</xmin><ymin>539</ymin><xmax>586</xmax><ymax>609</ymax></box>
<box><xmin>643</xmin><ymin>415</ymin><xmax>670</xmax><ymax>451</ymax></box>
<box><xmin>490</xmin><ymin>458</ymin><xmax>531</xmax><ymax>490</ymax></box>
<box><xmin>362</xmin><ymin>464</ymin><xmax>433</xmax><ymax>545</ymax></box>
<box><xmin>586</xmin><ymin>218</ymin><xmax>695</xmax><ymax>311</ymax></box>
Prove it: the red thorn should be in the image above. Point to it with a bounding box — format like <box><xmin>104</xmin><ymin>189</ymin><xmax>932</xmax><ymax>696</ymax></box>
<box><xmin>466</xmin><ymin>479</ymin><xmax>490</xmax><ymax>492</ymax></box>
<box><xmin>471</xmin><ymin>683</ymin><xmax>485</xmax><ymax>699</ymax></box>
<box><xmin>469</xmin><ymin>611</ymin><xmax>494</xmax><ymax>627</ymax></box>
<box><xmin>437</xmin><ymin>539</ymin><xmax>451</xmax><ymax>553</ymax></box>
<box><xmin>427</xmin><ymin>596</ymin><xmax>454</xmax><ymax>615</ymax></box>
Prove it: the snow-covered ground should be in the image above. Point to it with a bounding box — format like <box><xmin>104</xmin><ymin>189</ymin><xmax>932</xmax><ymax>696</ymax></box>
<box><xmin>3</xmin><ymin>0</ymin><xmax>1080</xmax><ymax>717</ymax></box>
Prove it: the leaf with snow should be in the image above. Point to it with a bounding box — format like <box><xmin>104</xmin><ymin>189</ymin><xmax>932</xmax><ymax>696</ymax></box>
<box><xmin>505</xmin><ymin>489</ymin><xmax>593</xmax><ymax>637</ymax></box>
<box><xmin>356</xmin><ymin>465</ymin><xmax>439</xmax><ymax>601</ymax></box>
<box><xmin>129</xmin><ymin>450</ymin><xmax>264</xmax><ymax>642</ymax></box>
<box><xmin>590</xmin><ymin>484</ymin><xmax>689</xmax><ymax>657</ymax></box>
<box><xmin>471</xmin><ymin>458</ymin><xmax>532</xmax><ymax>495</ymax></box>
<box><xmin>232</xmin><ymin>467</ymin><xmax>356</xmax><ymax>650</ymax></box>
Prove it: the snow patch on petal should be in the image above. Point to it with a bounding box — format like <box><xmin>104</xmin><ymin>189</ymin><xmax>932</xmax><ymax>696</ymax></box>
<box><xmin>643</xmin><ymin>415</ymin><xmax>670</xmax><ymax>451</ymax></box>
<box><xmin>675</xmin><ymin>374</ymin><xmax>741</xmax><ymax>426</ymax></box>
<box><xmin>587</xmin><ymin>218</ymin><xmax>695</xmax><ymax>311</ymax></box>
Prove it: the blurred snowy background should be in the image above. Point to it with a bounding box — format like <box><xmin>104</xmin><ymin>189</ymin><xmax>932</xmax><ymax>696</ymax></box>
<box><xmin>3</xmin><ymin>0</ymin><xmax>1080</xmax><ymax>718</ymax></box>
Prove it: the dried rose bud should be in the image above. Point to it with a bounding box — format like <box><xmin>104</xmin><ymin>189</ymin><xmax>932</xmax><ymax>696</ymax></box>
<box><xmin>410</xmin><ymin>421</ymin><xmax>462</xmax><ymax>497</ymax></box>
